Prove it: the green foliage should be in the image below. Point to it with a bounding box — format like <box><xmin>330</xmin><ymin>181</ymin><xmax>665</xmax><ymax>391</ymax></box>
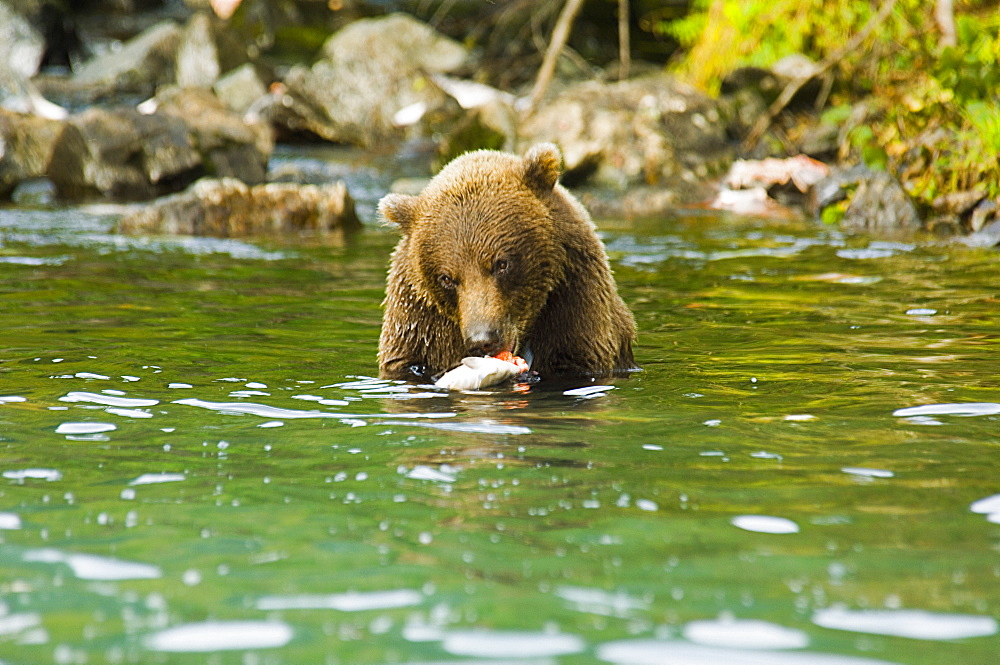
<box><xmin>664</xmin><ymin>0</ymin><xmax>1000</xmax><ymax>206</ymax></box>
<box><xmin>934</xmin><ymin>14</ymin><xmax>1000</xmax><ymax>106</ymax></box>
<box><xmin>847</xmin><ymin>125</ymin><xmax>888</xmax><ymax>172</ymax></box>
<box><xmin>661</xmin><ymin>0</ymin><xmax>880</xmax><ymax>94</ymax></box>
<box><xmin>821</xmin><ymin>199</ymin><xmax>847</xmax><ymax>226</ymax></box>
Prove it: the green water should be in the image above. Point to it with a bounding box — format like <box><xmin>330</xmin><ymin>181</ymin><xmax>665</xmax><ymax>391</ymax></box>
<box><xmin>2</xmin><ymin>172</ymin><xmax>1000</xmax><ymax>664</ymax></box>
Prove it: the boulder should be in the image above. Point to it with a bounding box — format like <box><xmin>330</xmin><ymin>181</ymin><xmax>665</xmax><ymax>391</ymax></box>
<box><xmin>719</xmin><ymin>54</ymin><xmax>826</xmax><ymax>142</ymax></box>
<box><xmin>213</xmin><ymin>62</ymin><xmax>267</xmax><ymax>114</ymax></box>
<box><xmin>0</xmin><ymin>0</ymin><xmax>66</xmax><ymax>119</ymax></box>
<box><xmin>0</xmin><ymin>1</ymin><xmax>44</xmax><ymax>91</ymax></box>
<box><xmin>47</xmin><ymin>106</ymin><xmax>200</xmax><ymax>200</ymax></box>
<box><xmin>813</xmin><ymin>165</ymin><xmax>921</xmax><ymax>235</ymax></box>
<box><xmin>277</xmin><ymin>13</ymin><xmax>470</xmax><ymax>146</ymax></box>
<box><xmin>46</xmin><ymin>87</ymin><xmax>272</xmax><ymax>201</ymax></box>
<box><xmin>175</xmin><ymin>10</ymin><xmax>251</xmax><ymax>89</ymax></box>
<box><xmin>116</xmin><ymin>177</ymin><xmax>361</xmax><ymax>241</ymax></box>
<box><xmin>962</xmin><ymin>217</ymin><xmax>1000</xmax><ymax>249</ymax></box>
<box><xmin>70</xmin><ymin>20</ymin><xmax>181</xmax><ymax>98</ymax></box>
<box><xmin>0</xmin><ymin>108</ymin><xmax>63</xmax><ymax>198</ymax></box>
<box><xmin>435</xmin><ymin>101</ymin><xmax>514</xmax><ymax>170</ymax></box>
<box><xmin>519</xmin><ymin>73</ymin><xmax>731</xmax><ymax>196</ymax></box>
<box><xmin>154</xmin><ymin>86</ymin><xmax>273</xmax><ymax>185</ymax></box>
<box><xmin>176</xmin><ymin>12</ymin><xmax>220</xmax><ymax>88</ymax></box>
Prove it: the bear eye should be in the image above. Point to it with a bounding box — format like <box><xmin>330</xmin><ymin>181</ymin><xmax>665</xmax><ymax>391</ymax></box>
<box><xmin>492</xmin><ymin>258</ymin><xmax>510</xmax><ymax>276</ymax></box>
<box><xmin>438</xmin><ymin>274</ymin><xmax>456</xmax><ymax>290</ymax></box>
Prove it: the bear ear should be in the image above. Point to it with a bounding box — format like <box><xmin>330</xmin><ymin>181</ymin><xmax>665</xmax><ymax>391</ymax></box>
<box><xmin>523</xmin><ymin>143</ymin><xmax>561</xmax><ymax>195</ymax></box>
<box><xmin>378</xmin><ymin>193</ymin><xmax>417</xmax><ymax>233</ymax></box>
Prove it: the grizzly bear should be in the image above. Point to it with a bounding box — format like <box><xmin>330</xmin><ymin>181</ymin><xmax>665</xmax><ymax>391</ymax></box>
<box><xmin>377</xmin><ymin>143</ymin><xmax>637</xmax><ymax>381</ymax></box>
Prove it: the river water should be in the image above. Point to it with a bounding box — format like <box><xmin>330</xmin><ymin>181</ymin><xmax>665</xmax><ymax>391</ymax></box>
<box><xmin>1</xmin><ymin>148</ymin><xmax>999</xmax><ymax>664</ymax></box>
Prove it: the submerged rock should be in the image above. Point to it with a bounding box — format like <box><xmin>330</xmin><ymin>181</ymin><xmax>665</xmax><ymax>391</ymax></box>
<box><xmin>117</xmin><ymin>177</ymin><xmax>361</xmax><ymax>240</ymax></box>
<box><xmin>520</xmin><ymin>73</ymin><xmax>731</xmax><ymax>197</ymax></box>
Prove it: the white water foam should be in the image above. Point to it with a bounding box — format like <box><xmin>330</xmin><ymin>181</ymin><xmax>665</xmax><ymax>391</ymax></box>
<box><xmin>731</xmin><ymin>515</ymin><xmax>800</xmax><ymax>534</ymax></box>
<box><xmin>812</xmin><ymin>607</ymin><xmax>998</xmax><ymax>640</ymax></box>
<box><xmin>23</xmin><ymin>549</ymin><xmax>161</xmax><ymax>580</ymax></box>
<box><xmin>144</xmin><ymin>620</ymin><xmax>293</xmax><ymax>652</ymax></box>
<box><xmin>442</xmin><ymin>630</ymin><xmax>584</xmax><ymax>658</ymax></box>
<box><xmin>597</xmin><ymin>639</ymin><xmax>901</xmax><ymax>665</ymax></box>
<box><xmin>683</xmin><ymin>617</ymin><xmax>810</xmax><ymax>650</ymax></box>
<box><xmin>256</xmin><ymin>588</ymin><xmax>422</xmax><ymax>611</ymax></box>
<box><xmin>892</xmin><ymin>402</ymin><xmax>1000</xmax><ymax>418</ymax></box>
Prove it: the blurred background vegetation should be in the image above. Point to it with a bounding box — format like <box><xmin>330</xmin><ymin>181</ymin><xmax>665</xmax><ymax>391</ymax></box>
<box><xmin>225</xmin><ymin>0</ymin><xmax>1000</xmax><ymax>207</ymax></box>
<box><xmin>659</xmin><ymin>0</ymin><xmax>1000</xmax><ymax>205</ymax></box>
<box><xmin>14</xmin><ymin>0</ymin><xmax>1000</xmax><ymax>215</ymax></box>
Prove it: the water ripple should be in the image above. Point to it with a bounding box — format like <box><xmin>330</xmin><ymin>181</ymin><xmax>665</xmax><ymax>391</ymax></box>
<box><xmin>255</xmin><ymin>589</ymin><xmax>422</xmax><ymax>611</ymax></box>
<box><xmin>23</xmin><ymin>548</ymin><xmax>161</xmax><ymax>580</ymax></box>
<box><xmin>382</xmin><ymin>419</ymin><xmax>531</xmax><ymax>435</ymax></box>
<box><xmin>174</xmin><ymin>397</ymin><xmax>455</xmax><ymax>422</ymax></box>
<box><xmin>597</xmin><ymin>639</ymin><xmax>901</xmax><ymax>665</ymax></box>
<box><xmin>731</xmin><ymin>515</ymin><xmax>800</xmax><ymax>534</ymax></box>
<box><xmin>442</xmin><ymin>630</ymin><xmax>584</xmax><ymax>658</ymax></box>
<box><xmin>892</xmin><ymin>403</ymin><xmax>1000</xmax><ymax>418</ymax></box>
<box><xmin>3</xmin><ymin>468</ymin><xmax>62</xmax><ymax>481</ymax></box>
<box><xmin>144</xmin><ymin>621</ymin><xmax>293</xmax><ymax>652</ymax></box>
<box><xmin>812</xmin><ymin>607</ymin><xmax>998</xmax><ymax>640</ymax></box>
<box><xmin>683</xmin><ymin>618</ymin><xmax>810</xmax><ymax>650</ymax></box>
<box><xmin>59</xmin><ymin>391</ymin><xmax>159</xmax><ymax>407</ymax></box>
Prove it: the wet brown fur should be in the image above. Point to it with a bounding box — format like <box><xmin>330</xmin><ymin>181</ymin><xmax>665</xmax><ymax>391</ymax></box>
<box><xmin>377</xmin><ymin>143</ymin><xmax>637</xmax><ymax>380</ymax></box>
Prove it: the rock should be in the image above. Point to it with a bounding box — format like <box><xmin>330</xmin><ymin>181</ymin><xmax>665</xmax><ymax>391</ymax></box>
<box><xmin>176</xmin><ymin>12</ymin><xmax>220</xmax><ymax>89</ymax></box>
<box><xmin>277</xmin><ymin>13</ymin><xmax>470</xmax><ymax>146</ymax></box>
<box><xmin>435</xmin><ymin>101</ymin><xmax>513</xmax><ymax>169</ymax></box>
<box><xmin>48</xmin><ymin>88</ymin><xmax>274</xmax><ymax>200</ymax></box>
<box><xmin>814</xmin><ymin>166</ymin><xmax>921</xmax><ymax>235</ymax></box>
<box><xmin>154</xmin><ymin>86</ymin><xmax>273</xmax><ymax>185</ymax></box>
<box><xmin>71</xmin><ymin>20</ymin><xmax>181</xmax><ymax>98</ymax></box>
<box><xmin>798</xmin><ymin>120</ymin><xmax>840</xmax><ymax>159</ymax></box>
<box><xmin>719</xmin><ymin>54</ymin><xmax>825</xmax><ymax>143</ymax></box>
<box><xmin>722</xmin><ymin>54</ymin><xmax>824</xmax><ymax>109</ymax></box>
<box><xmin>46</xmin><ymin>88</ymin><xmax>271</xmax><ymax>200</ymax></box>
<box><xmin>969</xmin><ymin>198</ymin><xmax>999</xmax><ymax>233</ymax></box>
<box><xmin>720</xmin><ymin>67</ymin><xmax>783</xmax><ymax>106</ymax></box>
<box><xmin>930</xmin><ymin>188</ymin><xmax>986</xmax><ymax>218</ymax></box>
<box><xmin>578</xmin><ymin>186</ymin><xmax>689</xmax><ymax>220</ymax></box>
<box><xmin>0</xmin><ymin>0</ymin><xmax>66</xmax><ymax>119</ymax></box>
<box><xmin>116</xmin><ymin>177</ymin><xmax>361</xmax><ymax>241</ymax></box>
<box><xmin>519</xmin><ymin>73</ymin><xmax>731</xmax><ymax>196</ymax></box>
<box><xmin>0</xmin><ymin>108</ymin><xmax>63</xmax><ymax>198</ymax></box>
<box><xmin>213</xmin><ymin>62</ymin><xmax>267</xmax><ymax>114</ymax></box>
<box><xmin>962</xmin><ymin>218</ymin><xmax>1000</xmax><ymax>249</ymax></box>
<box><xmin>48</xmin><ymin>106</ymin><xmax>200</xmax><ymax>200</ymax></box>
<box><xmin>843</xmin><ymin>172</ymin><xmax>920</xmax><ymax>233</ymax></box>
<box><xmin>0</xmin><ymin>2</ymin><xmax>44</xmax><ymax>86</ymax></box>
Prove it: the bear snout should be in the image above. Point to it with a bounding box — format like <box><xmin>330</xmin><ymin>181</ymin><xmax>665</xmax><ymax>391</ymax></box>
<box><xmin>464</xmin><ymin>325</ymin><xmax>506</xmax><ymax>357</ymax></box>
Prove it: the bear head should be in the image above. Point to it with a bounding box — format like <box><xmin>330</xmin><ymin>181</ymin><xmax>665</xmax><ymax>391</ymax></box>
<box><xmin>379</xmin><ymin>143</ymin><xmax>569</xmax><ymax>359</ymax></box>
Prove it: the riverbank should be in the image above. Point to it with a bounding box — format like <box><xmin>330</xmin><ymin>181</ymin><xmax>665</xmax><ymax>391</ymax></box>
<box><xmin>2</xmin><ymin>0</ymin><xmax>998</xmax><ymax>246</ymax></box>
